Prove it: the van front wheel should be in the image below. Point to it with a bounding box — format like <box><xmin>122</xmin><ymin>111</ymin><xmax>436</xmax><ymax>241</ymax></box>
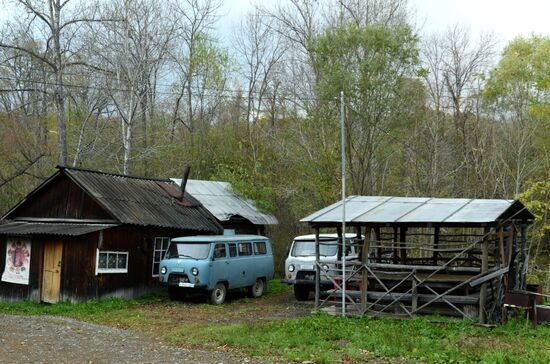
<box><xmin>293</xmin><ymin>285</ymin><xmax>310</xmax><ymax>301</ymax></box>
<box><xmin>209</xmin><ymin>283</ymin><xmax>227</xmax><ymax>304</ymax></box>
<box><xmin>248</xmin><ymin>278</ymin><xmax>265</xmax><ymax>298</ymax></box>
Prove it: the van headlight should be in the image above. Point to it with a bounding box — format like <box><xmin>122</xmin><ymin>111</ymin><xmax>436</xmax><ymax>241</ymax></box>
<box><xmin>288</xmin><ymin>264</ymin><xmax>295</xmax><ymax>272</ymax></box>
<box><xmin>160</xmin><ymin>266</ymin><xmax>167</xmax><ymax>274</ymax></box>
<box><xmin>191</xmin><ymin>267</ymin><xmax>199</xmax><ymax>276</ymax></box>
<box><xmin>321</xmin><ymin>264</ymin><xmax>329</xmax><ymax>271</ymax></box>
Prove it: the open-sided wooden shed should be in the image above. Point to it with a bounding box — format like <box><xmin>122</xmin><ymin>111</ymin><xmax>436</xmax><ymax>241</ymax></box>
<box><xmin>0</xmin><ymin>167</ymin><xmax>222</xmax><ymax>303</ymax></box>
<box><xmin>301</xmin><ymin>196</ymin><xmax>535</xmax><ymax>323</ymax></box>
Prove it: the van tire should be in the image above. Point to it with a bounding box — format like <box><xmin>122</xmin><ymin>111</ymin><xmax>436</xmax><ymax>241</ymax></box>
<box><xmin>168</xmin><ymin>287</ymin><xmax>186</xmax><ymax>301</ymax></box>
<box><xmin>248</xmin><ymin>278</ymin><xmax>265</xmax><ymax>298</ymax></box>
<box><xmin>209</xmin><ymin>283</ymin><xmax>227</xmax><ymax>304</ymax></box>
<box><xmin>294</xmin><ymin>285</ymin><xmax>310</xmax><ymax>301</ymax></box>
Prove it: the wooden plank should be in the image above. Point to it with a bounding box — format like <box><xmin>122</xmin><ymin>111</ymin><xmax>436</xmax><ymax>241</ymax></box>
<box><xmin>365</xmin><ymin>291</ymin><xmax>479</xmax><ymax>305</ymax></box>
<box><xmin>469</xmin><ymin>267</ymin><xmax>508</xmax><ymax>287</ymax></box>
<box><xmin>368</xmin><ymin>262</ymin><xmax>481</xmax><ymax>273</ymax></box>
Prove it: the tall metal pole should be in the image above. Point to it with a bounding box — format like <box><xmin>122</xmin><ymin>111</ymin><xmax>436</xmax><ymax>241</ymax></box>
<box><xmin>340</xmin><ymin>90</ymin><xmax>346</xmax><ymax>317</ymax></box>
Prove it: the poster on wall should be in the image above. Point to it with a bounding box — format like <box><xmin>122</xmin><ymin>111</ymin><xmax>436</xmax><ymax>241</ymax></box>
<box><xmin>1</xmin><ymin>238</ymin><xmax>31</xmax><ymax>285</ymax></box>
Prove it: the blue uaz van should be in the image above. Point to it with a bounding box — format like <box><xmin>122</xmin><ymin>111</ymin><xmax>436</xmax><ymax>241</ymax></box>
<box><xmin>159</xmin><ymin>235</ymin><xmax>274</xmax><ymax>304</ymax></box>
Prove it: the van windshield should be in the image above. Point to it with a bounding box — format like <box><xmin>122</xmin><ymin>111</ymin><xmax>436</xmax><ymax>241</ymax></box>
<box><xmin>165</xmin><ymin>242</ymin><xmax>211</xmax><ymax>260</ymax></box>
<box><xmin>291</xmin><ymin>240</ymin><xmax>338</xmax><ymax>257</ymax></box>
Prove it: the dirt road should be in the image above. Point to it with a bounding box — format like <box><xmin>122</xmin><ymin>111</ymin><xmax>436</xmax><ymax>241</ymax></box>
<box><xmin>0</xmin><ymin>314</ymin><xmax>263</xmax><ymax>364</ymax></box>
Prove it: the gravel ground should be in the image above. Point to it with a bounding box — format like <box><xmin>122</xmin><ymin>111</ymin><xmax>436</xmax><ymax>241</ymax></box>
<box><xmin>0</xmin><ymin>314</ymin><xmax>264</xmax><ymax>364</ymax></box>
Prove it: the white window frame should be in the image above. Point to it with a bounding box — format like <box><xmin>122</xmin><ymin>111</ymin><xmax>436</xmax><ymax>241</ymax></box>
<box><xmin>152</xmin><ymin>237</ymin><xmax>170</xmax><ymax>277</ymax></box>
<box><xmin>95</xmin><ymin>249</ymin><xmax>128</xmax><ymax>275</ymax></box>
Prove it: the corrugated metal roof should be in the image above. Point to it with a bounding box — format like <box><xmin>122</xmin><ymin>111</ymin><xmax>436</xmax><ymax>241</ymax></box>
<box><xmin>0</xmin><ymin>222</ymin><xmax>117</xmax><ymax>236</ymax></box>
<box><xmin>171</xmin><ymin>179</ymin><xmax>278</xmax><ymax>226</ymax></box>
<box><xmin>301</xmin><ymin>196</ymin><xmax>534</xmax><ymax>225</ymax></box>
<box><xmin>63</xmin><ymin>168</ymin><xmax>222</xmax><ymax>233</ymax></box>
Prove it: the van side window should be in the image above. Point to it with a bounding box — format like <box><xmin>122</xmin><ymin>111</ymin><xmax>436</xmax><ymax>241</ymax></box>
<box><xmin>254</xmin><ymin>241</ymin><xmax>267</xmax><ymax>255</ymax></box>
<box><xmin>238</xmin><ymin>242</ymin><xmax>252</xmax><ymax>256</ymax></box>
<box><xmin>214</xmin><ymin>243</ymin><xmax>226</xmax><ymax>259</ymax></box>
<box><xmin>228</xmin><ymin>243</ymin><xmax>237</xmax><ymax>257</ymax></box>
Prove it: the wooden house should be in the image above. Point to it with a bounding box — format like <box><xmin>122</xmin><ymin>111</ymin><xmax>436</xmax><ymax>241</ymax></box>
<box><xmin>0</xmin><ymin>167</ymin><xmax>222</xmax><ymax>303</ymax></box>
<box><xmin>171</xmin><ymin>178</ymin><xmax>278</xmax><ymax>235</ymax></box>
<box><xmin>301</xmin><ymin>196</ymin><xmax>535</xmax><ymax>323</ymax></box>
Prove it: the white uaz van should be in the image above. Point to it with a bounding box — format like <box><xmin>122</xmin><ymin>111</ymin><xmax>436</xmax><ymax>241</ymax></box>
<box><xmin>283</xmin><ymin>233</ymin><xmax>359</xmax><ymax>301</ymax></box>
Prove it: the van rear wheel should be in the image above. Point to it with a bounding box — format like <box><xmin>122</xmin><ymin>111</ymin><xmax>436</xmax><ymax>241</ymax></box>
<box><xmin>294</xmin><ymin>285</ymin><xmax>310</xmax><ymax>301</ymax></box>
<box><xmin>248</xmin><ymin>278</ymin><xmax>265</xmax><ymax>298</ymax></box>
<box><xmin>209</xmin><ymin>283</ymin><xmax>227</xmax><ymax>304</ymax></box>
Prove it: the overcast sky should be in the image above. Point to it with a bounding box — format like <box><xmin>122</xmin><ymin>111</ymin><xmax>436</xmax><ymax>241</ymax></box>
<box><xmin>218</xmin><ymin>0</ymin><xmax>550</xmax><ymax>50</ymax></box>
<box><xmin>1</xmin><ymin>0</ymin><xmax>548</xmax><ymax>50</ymax></box>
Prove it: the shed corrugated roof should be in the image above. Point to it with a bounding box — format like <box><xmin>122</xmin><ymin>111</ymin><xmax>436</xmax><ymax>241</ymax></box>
<box><xmin>0</xmin><ymin>222</ymin><xmax>116</xmax><ymax>236</ymax></box>
<box><xmin>301</xmin><ymin>196</ymin><xmax>534</xmax><ymax>225</ymax></box>
<box><xmin>171</xmin><ymin>179</ymin><xmax>278</xmax><ymax>226</ymax></box>
<box><xmin>62</xmin><ymin>168</ymin><xmax>222</xmax><ymax>232</ymax></box>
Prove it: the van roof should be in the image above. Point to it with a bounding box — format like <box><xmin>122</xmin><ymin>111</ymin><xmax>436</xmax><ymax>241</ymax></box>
<box><xmin>294</xmin><ymin>233</ymin><xmax>359</xmax><ymax>241</ymax></box>
<box><xmin>171</xmin><ymin>235</ymin><xmax>268</xmax><ymax>243</ymax></box>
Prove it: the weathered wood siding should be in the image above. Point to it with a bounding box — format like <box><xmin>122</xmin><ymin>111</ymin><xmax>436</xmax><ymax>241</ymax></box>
<box><xmin>222</xmin><ymin>216</ymin><xmax>263</xmax><ymax>235</ymax></box>
<box><xmin>9</xmin><ymin>174</ymin><xmax>112</xmax><ymax>220</ymax></box>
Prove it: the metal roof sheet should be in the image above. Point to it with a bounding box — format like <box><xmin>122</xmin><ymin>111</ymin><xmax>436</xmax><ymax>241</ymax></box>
<box><xmin>171</xmin><ymin>179</ymin><xmax>278</xmax><ymax>226</ymax></box>
<box><xmin>0</xmin><ymin>222</ymin><xmax>117</xmax><ymax>236</ymax></box>
<box><xmin>63</xmin><ymin>168</ymin><xmax>221</xmax><ymax>233</ymax></box>
<box><xmin>301</xmin><ymin>196</ymin><xmax>534</xmax><ymax>225</ymax></box>
<box><xmin>171</xmin><ymin>235</ymin><xmax>268</xmax><ymax>242</ymax></box>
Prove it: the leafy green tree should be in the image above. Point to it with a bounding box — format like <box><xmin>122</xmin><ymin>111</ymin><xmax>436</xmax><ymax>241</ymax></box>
<box><xmin>309</xmin><ymin>23</ymin><xmax>419</xmax><ymax>195</ymax></box>
<box><xmin>484</xmin><ymin>36</ymin><xmax>550</xmax><ymax>195</ymax></box>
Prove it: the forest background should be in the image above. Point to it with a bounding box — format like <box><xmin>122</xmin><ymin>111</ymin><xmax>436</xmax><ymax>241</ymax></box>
<box><xmin>0</xmin><ymin>0</ymin><xmax>548</xmax><ymax>284</ymax></box>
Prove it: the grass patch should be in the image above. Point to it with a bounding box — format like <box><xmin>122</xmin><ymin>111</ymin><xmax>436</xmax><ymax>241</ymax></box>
<box><xmin>169</xmin><ymin>313</ymin><xmax>550</xmax><ymax>364</ymax></box>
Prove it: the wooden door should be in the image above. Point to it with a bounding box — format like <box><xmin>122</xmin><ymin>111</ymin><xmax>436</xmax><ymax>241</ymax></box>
<box><xmin>42</xmin><ymin>241</ymin><xmax>63</xmax><ymax>303</ymax></box>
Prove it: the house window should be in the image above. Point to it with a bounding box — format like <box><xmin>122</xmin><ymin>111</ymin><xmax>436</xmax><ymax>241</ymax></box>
<box><xmin>96</xmin><ymin>250</ymin><xmax>128</xmax><ymax>274</ymax></box>
<box><xmin>152</xmin><ymin>237</ymin><xmax>170</xmax><ymax>276</ymax></box>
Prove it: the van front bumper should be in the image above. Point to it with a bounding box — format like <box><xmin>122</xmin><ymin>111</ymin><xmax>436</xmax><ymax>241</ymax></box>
<box><xmin>166</xmin><ymin>282</ymin><xmax>208</xmax><ymax>290</ymax></box>
<box><xmin>282</xmin><ymin>278</ymin><xmax>333</xmax><ymax>290</ymax></box>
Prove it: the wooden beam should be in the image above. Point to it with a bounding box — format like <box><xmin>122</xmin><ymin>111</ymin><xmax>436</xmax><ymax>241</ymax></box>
<box><xmin>520</xmin><ymin>224</ymin><xmax>528</xmax><ymax>290</ymax></box>
<box><xmin>393</xmin><ymin>227</ymin><xmax>399</xmax><ymax>264</ymax></box>
<box><xmin>479</xmin><ymin>235</ymin><xmax>489</xmax><ymax>324</ymax></box>
<box><xmin>432</xmin><ymin>227</ymin><xmax>440</xmax><ymax>265</ymax></box>
<box><xmin>315</xmin><ymin>227</ymin><xmax>320</xmax><ymax>309</ymax></box>
<box><xmin>400</xmin><ymin>227</ymin><xmax>407</xmax><ymax>265</ymax></box>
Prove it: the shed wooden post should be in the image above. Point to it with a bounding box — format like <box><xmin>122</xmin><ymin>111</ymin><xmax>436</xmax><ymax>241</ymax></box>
<box><xmin>479</xmin><ymin>231</ymin><xmax>489</xmax><ymax>324</ymax></box>
<box><xmin>399</xmin><ymin>227</ymin><xmax>408</xmax><ymax>265</ymax></box>
<box><xmin>411</xmin><ymin>269</ymin><xmax>418</xmax><ymax>314</ymax></box>
<box><xmin>392</xmin><ymin>227</ymin><xmax>399</xmax><ymax>264</ymax></box>
<box><xmin>361</xmin><ymin>226</ymin><xmax>370</xmax><ymax>314</ymax></box>
<box><xmin>315</xmin><ymin>227</ymin><xmax>320</xmax><ymax>309</ymax></box>
<box><xmin>374</xmin><ymin>227</ymin><xmax>381</xmax><ymax>261</ymax></box>
<box><xmin>432</xmin><ymin>227</ymin><xmax>440</xmax><ymax>265</ymax></box>
<box><xmin>520</xmin><ymin>224</ymin><xmax>528</xmax><ymax>290</ymax></box>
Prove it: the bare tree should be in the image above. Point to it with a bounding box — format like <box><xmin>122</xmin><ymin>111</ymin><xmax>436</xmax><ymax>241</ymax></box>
<box><xmin>94</xmin><ymin>0</ymin><xmax>177</xmax><ymax>174</ymax></box>
<box><xmin>0</xmin><ymin>0</ymin><xmax>103</xmax><ymax>166</ymax></box>
<box><xmin>234</xmin><ymin>10</ymin><xmax>286</xmax><ymax>128</ymax></box>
